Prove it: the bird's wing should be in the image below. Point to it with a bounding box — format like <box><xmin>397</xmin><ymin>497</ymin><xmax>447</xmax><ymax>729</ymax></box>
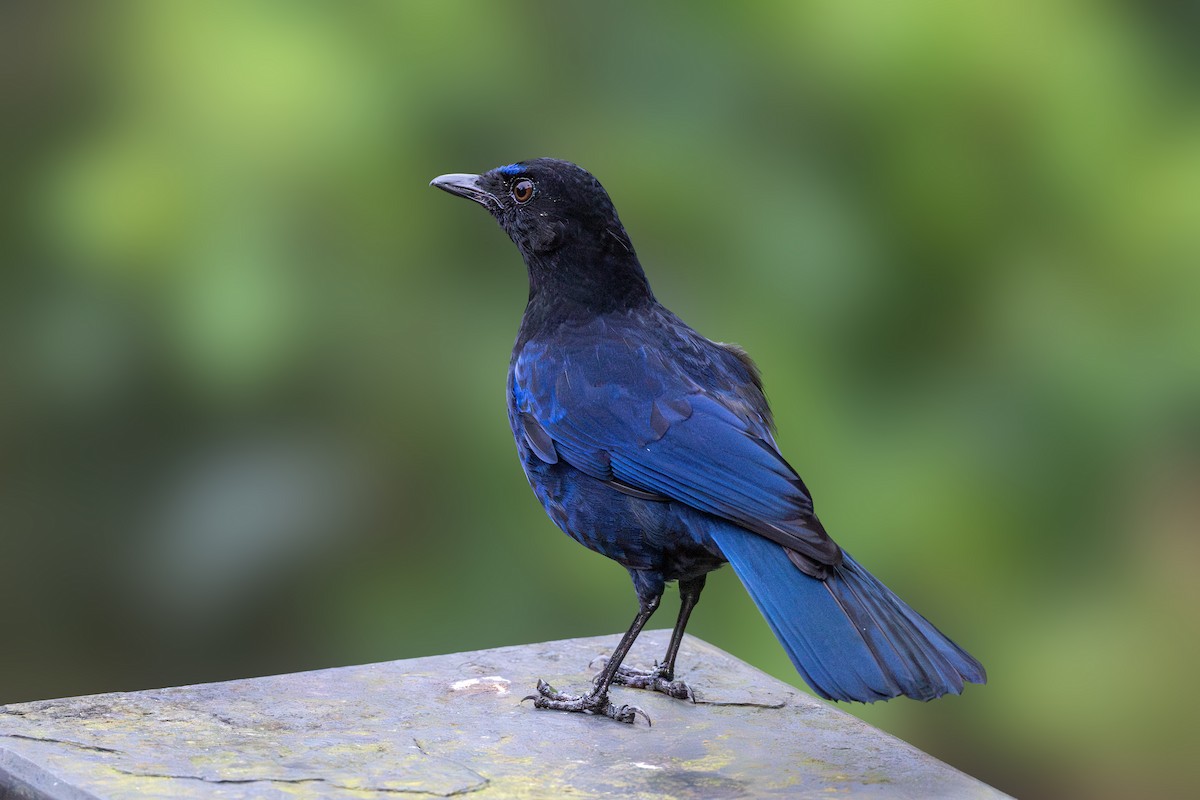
<box><xmin>513</xmin><ymin>336</ymin><xmax>841</xmax><ymax>568</ymax></box>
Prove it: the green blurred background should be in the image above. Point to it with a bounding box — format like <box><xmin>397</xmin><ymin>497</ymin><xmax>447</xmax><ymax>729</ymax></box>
<box><xmin>2</xmin><ymin>1</ymin><xmax>1197</xmax><ymax>797</ymax></box>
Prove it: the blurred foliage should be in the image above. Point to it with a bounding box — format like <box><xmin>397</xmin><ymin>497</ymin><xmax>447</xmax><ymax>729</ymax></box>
<box><xmin>1</xmin><ymin>1</ymin><xmax>1198</xmax><ymax>797</ymax></box>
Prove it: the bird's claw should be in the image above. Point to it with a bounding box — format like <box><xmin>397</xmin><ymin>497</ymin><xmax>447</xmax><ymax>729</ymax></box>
<box><xmin>610</xmin><ymin>702</ymin><xmax>652</xmax><ymax>726</ymax></box>
<box><xmin>611</xmin><ymin>664</ymin><xmax>696</xmax><ymax>702</ymax></box>
<box><xmin>523</xmin><ymin>678</ymin><xmax>651</xmax><ymax>725</ymax></box>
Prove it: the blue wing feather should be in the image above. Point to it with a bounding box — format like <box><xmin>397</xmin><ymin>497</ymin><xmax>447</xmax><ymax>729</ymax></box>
<box><xmin>513</xmin><ymin>326</ymin><xmax>840</xmax><ymax>567</ymax></box>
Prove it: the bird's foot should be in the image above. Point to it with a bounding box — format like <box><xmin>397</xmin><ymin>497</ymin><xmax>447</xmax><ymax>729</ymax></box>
<box><xmin>523</xmin><ymin>679</ymin><xmax>650</xmax><ymax>725</ymax></box>
<box><xmin>608</xmin><ymin>663</ymin><xmax>696</xmax><ymax>702</ymax></box>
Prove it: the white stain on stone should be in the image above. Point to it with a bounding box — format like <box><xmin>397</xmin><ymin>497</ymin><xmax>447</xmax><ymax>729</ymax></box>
<box><xmin>449</xmin><ymin>676</ymin><xmax>511</xmax><ymax>695</ymax></box>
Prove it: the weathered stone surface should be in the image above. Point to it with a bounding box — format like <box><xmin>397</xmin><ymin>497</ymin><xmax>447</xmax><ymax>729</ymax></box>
<box><xmin>0</xmin><ymin>631</ymin><xmax>1007</xmax><ymax>799</ymax></box>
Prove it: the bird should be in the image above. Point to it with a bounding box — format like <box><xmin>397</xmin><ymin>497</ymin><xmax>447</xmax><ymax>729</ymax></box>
<box><xmin>430</xmin><ymin>158</ymin><xmax>985</xmax><ymax>724</ymax></box>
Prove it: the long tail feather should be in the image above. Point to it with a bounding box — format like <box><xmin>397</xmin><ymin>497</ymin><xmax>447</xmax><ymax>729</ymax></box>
<box><xmin>707</xmin><ymin>521</ymin><xmax>986</xmax><ymax>702</ymax></box>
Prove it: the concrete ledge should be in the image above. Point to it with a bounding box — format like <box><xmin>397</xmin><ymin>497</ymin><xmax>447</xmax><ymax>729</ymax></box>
<box><xmin>0</xmin><ymin>631</ymin><xmax>1005</xmax><ymax>799</ymax></box>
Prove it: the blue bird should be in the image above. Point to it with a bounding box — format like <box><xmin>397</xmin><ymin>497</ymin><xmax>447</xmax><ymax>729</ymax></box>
<box><xmin>431</xmin><ymin>159</ymin><xmax>985</xmax><ymax>723</ymax></box>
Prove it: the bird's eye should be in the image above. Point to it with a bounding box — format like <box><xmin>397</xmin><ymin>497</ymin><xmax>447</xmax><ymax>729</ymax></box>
<box><xmin>512</xmin><ymin>178</ymin><xmax>534</xmax><ymax>204</ymax></box>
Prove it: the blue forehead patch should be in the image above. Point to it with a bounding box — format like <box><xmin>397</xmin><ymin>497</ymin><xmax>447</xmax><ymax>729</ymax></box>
<box><xmin>496</xmin><ymin>163</ymin><xmax>523</xmax><ymax>175</ymax></box>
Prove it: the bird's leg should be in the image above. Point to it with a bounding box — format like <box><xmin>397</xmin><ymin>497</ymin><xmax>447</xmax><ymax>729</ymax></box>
<box><xmin>526</xmin><ymin>594</ymin><xmax>659</xmax><ymax>724</ymax></box>
<box><xmin>611</xmin><ymin>575</ymin><xmax>705</xmax><ymax>701</ymax></box>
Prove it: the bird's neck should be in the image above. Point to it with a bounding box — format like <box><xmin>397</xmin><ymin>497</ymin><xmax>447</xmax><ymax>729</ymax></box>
<box><xmin>521</xmin><ymin>232</ymin><xmax>655</xmax><ymax>326</ymax></box>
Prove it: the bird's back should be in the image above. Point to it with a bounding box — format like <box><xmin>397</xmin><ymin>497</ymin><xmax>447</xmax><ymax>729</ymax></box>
<box><xmin>509</xmin><ymin>297</ymin><xmax>840</xmax><ymax>571</ymax></box>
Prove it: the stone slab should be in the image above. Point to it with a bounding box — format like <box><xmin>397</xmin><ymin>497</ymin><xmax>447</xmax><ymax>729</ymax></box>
<box><xmin>0</xmin><ymin>631</ymin><xmax>1007</xmax><ymax>799</ymax></box>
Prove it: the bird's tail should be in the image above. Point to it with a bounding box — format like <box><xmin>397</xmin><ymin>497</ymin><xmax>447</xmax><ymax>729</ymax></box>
<box><xmin>706</xmin><ymin>521</ymin><xmax>986</xmax><ymax>702</ymax></box>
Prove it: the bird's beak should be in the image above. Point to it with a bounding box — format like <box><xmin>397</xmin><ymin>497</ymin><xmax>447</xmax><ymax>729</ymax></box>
<box><xmin>429</xmin><ymin>173</ymin><xmax>499</xmax><ymax>210</ymax></box>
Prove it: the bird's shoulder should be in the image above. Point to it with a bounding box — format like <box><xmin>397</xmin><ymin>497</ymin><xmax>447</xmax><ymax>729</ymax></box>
<box><xmin>512</xmin><ymin>303</ymin><xmax>773</xmax><ymax>432</ymax></box>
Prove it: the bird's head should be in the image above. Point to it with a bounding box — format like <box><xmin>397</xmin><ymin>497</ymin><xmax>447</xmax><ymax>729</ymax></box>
<box><xmin>431</xmin><ymin>159</ymin><xmax>650</xmax><ymax>310</ymax></box>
